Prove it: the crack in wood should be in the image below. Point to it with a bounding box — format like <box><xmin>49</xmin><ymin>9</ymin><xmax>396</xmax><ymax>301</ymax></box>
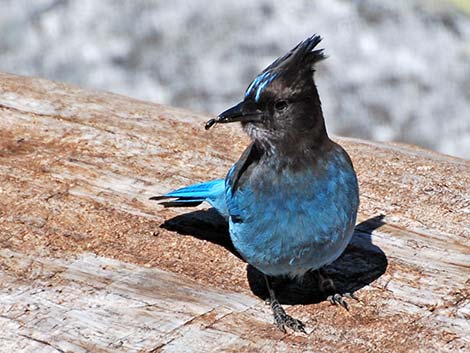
<box><xmin>18</xmin><ymin>333</ymin><xmax>66</xmax><ymax>353</ymax></box>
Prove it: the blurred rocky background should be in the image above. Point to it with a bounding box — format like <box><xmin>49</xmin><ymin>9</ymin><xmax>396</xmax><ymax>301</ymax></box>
<box><xmin>1</xmin><ymin>0</ymin><xmax>469</xmax><ymax>158</ymax></box>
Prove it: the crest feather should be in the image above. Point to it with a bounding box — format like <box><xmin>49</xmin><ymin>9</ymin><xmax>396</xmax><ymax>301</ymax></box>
<box><xmin>245</xmin><ymin>35</ymin><xmax>326</xmax><ymax>100</ymax></box>
<box><xmin>264</xmin><ymin>34</ymin><xmax>325</xmax><ymax>74</ymax></box>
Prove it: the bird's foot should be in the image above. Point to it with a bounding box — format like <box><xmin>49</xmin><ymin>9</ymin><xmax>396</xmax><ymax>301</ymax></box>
<box><xmin>270</xmin><ymin>299</ymin><xmax>306</xmax><ymax>334</ymax></box>
<box><xmin>316</xmin><ymin>269</ymin><xmax>359</xmax><ymax>311</ymax></box>
<box><xmin>327</xmin><ymin>292</ymin><xmax>359</xmax><ymax>311</ymax></box>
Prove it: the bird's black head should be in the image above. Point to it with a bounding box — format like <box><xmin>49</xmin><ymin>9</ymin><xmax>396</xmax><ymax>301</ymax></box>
<box><xmin>209</xmin><ymin>35</ymin><xmax>328</xmax><ymax>155</ymax></box>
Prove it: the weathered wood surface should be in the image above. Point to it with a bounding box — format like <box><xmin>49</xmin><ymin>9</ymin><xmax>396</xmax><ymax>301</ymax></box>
<box><xmin>0</xmin><ymin>72</ymin><xmax>469</xmax><ymax>352</ymax></box>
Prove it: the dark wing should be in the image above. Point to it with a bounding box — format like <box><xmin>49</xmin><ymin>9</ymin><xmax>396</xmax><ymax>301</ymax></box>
<box><xmin>226</xmin><ymin>142</ymin><xmax>260</xmax><ymax>193</ymax></box>
<box><xmin>225</xmin><ymin>143</ymin><xmax>261</xmax><ymax>222</ymax></box>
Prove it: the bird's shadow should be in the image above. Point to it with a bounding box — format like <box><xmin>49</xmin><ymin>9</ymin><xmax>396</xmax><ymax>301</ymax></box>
<box><xmin>161</xmin><ymin>210</ymin><xmax>387</xmax><ymax>305</ymax></box>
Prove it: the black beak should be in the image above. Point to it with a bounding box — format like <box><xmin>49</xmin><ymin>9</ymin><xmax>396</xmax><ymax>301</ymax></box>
<box><xmin>205</xmin><ymin>101</ymin><xmax>263</xmax><ymax>130</ymax></box>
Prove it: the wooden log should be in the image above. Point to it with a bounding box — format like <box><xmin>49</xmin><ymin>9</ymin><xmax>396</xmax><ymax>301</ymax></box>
<box><xmin>0</xmin><ymin>72</ymin><xmax>469</xmax><ymax>352</ymax></box>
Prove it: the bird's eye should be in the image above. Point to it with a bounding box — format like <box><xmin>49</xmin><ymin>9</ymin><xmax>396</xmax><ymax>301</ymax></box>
<box><xmin>274</xmin><ymin>100</ymin><xmax>288</xmax><ymax>111</ymax></box>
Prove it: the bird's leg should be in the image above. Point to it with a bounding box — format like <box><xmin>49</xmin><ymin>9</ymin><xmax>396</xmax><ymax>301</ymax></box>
<box><xmin>316</xmin><ymin>268</ymin><xmax>358</xmax><ymax>310</ymax></box>
<box><xmin>264</xmin><ymin>275</ymin><xmax>306</xmax><ymax>333</ymax></box>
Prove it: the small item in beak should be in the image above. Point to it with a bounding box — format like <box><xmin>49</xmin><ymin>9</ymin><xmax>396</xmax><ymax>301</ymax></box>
<box><xmin>205</xmin><ymin>118</ymin><xmax>218</xmax><ymax>130</ymax></box>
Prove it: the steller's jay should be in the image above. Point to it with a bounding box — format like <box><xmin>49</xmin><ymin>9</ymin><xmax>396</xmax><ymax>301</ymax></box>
<box><xmin>151</xmin><ymin>35</ymin><xmax>359</xmax><ymax>333</ymax></box>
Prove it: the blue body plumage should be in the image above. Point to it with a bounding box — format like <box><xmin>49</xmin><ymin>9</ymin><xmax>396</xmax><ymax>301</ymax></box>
<box><xmin>227</xmin><ymin>149</ymin><xmax>358</xmax><ymax>278</ymax></box>
<box><xmin>152</xmin><ymin>35</ymin><xmax>359</xmax><ymax>333</ymax></box>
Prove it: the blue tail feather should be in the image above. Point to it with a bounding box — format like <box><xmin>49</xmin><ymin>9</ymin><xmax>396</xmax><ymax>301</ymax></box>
<box><xmin>157</xmin><ymin>199</ymin><xmax>205</xmax><ymax>207</ymax></box>
<box><xmin>163</xmin><ymin>180</ymin><xmax>223</xmax><ymax>198</ymax></box>
<box><xmin>150</xmin><ymin>179</ymin><xmax>228</xmax><ymax>218</ymax></box>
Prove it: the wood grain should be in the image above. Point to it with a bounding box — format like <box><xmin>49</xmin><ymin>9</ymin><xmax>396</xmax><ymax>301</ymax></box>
<box><xmin>0</xmin><ymin>72</ymin><xmax>469</xmax><ymax>352</ymax></box>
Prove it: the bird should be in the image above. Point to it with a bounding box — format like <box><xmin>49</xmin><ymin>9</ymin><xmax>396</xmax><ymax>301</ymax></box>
<box><xmin>151</xmin><ymin>34</ymin><xmax>359</xmax><ymax>333</ymax></box>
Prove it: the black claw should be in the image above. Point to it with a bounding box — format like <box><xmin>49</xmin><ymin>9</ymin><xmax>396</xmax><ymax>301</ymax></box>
<box><xmin>344</xmin><ymin>292</ymin><xmax>360</xmax><ymax>301</ymax></box>
<box><xmin>265</xmin><ymin>275</ymin><xmax>307</xmax><ymax>334</ymax></box>
<box><xmin>275</xmin><ymin>319</ymin><xmax>287</xmax><ymax>334</ymax></box>
<box><xmin>338</xmin><ymin>296</ymin><xmax>349</xmax><ymax>311</ymax></box>
<box><xmin>291</xmin><ymin>319</ymin><xmax>307</xmax><ymax>334</ymax></box>
<box><xmin>317</xmin><ymin>270</ymin><xmax>359</xmax><ymax>311</ymax></box>
<box><xmin>327</xmin><ymin>292</ymin><xmax>359</xmax><ymax>311</ymax></box>
<box><xmin>327</xmin><ymin>294</ymin><xmax>335</xmax><ymax>305</ymax></box>
<box><xmin>271</xmin><ymin>299</ymin><xmax>306</xmax><ymax>333</ymax></box>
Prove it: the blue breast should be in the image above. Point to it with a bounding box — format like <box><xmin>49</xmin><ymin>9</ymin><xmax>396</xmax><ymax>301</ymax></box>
<box><xmin>226</xmin><ymin>151</ymin><xmax>359</xmax><ymax>277</ymax></box>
